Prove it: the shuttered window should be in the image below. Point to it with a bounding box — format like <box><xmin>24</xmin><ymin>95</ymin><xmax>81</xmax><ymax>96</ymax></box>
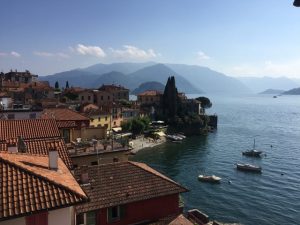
<box><xmin>107</xmin><ymin>205</ymin><xmax>125</xmax><ymax>223</ymax></box>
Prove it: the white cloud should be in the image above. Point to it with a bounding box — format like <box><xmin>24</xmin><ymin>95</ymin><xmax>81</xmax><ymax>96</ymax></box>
<box><xmin>197</xmin><ymin>51</ymin><xmax>210</xmax><ymax>60</ymax></box>
<box><xmin>34</xmin><ymin>51</ymin><xmax>69</xmax><ymax>58</ymax></box>
<box><xmin>110</xmin><ymin>45</ymin><xmax>158</xmax><ymax>60</ymax></box>
<box><xmin>0</xmin><ymin>51</ymin><xmax>21</xmax><ymax>57</ymax></box>
<box><xmin>75</xmin><ymin>44</ymin><xmax>106</xmax><ymax>58</ymax></box>
<box><xmin>11</xmin><ymin>51</ymin><xmax>21</xmax><ymax>57</ymax></box>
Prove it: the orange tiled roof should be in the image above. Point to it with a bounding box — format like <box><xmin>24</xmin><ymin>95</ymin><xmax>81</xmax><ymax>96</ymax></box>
<box><xmin>0</xmin><ymin>152</ymin><xmax>88</xmax><ymax>221</ymax></box>
<box><xmin>138</xmin><ymin>90</ymin><xmax>162</xmax><ymax>96</ymax></box>
<box><xmin>42</xmin><ymin>108</ymin><xmax>89</xmax><ymax>121</ymax></box>
<box><xmin>74</xmin><ymin>161</ymin><xmax>188</xmax><ymax>213</ymax></box>
<box><xmin>0</xmin><ymin>119</ymin><xmax>61</xmax><ymax>141</ymax></box>
<box><xmin>0</xmin><ymin>138</ymin><xmax>73</xmax><ymax>169</ymax></box>
<box><xmin>56</xmin><ymin>121</ymin><xmax>77</xmax><ymax>129</ymax></box>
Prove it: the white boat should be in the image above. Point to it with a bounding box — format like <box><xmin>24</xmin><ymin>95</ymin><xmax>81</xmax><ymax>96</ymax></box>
<box><xmin>198</xmin><ymin>175</ymin><xmax>221</xmax><ymax>183</ymax></box>
<box><xmin>166</xmin><ymin>135</ymin><xmax>183</xmax><ymax>141</ymax></box>
<box><xmin>236</xmin><ymin>163</ymin><xmax>262</xmax><ymax>173</ymax></box>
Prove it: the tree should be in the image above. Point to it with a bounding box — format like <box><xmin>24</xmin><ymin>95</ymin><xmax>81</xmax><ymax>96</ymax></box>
<box><xmin>54</xmin><ymin>81</ymin><xmax>59</xmax><ymax>89</ymax></box>
<box><xmin>162</xmin><ymin>76</ymin><xmax>179</xmax><ymax>119</ymax></box>
<box><xmin>66</xmin><ymin>81</ymin><xmax>69</xmax><ymax>89</ymax></box>
<box><xmin>196</xmin><ymin>96</ymin><xmax>212</xmax><ymax>113</ymax></box>
<box><xmin>131</xmin><ymin>118</ymin><xmax>145</xmax><ymax>135</ymax></box>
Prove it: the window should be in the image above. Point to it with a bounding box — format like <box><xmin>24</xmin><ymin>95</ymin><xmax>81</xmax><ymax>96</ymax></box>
<box><xmin>7</xmin><ymin>114</ymin><xmax>15</xmax><ymax>119</ymax></box>
<box><xmin>76</xmin><ymin>213</ymin><xmax>84</xmax><ymax>225</ymax></box>
<box><xmin>105</xmin><ymin>116</ymin><xmax>107</xmax><ymax>121</ymax></box>
<box><xmin>86</xmin><ymin>211</ymin><xmax>96</xmax><ymax>225</ymax></box>
<box><xmin>107</xmin><ymin>205</ymin><xmax>125</xmax><ymax>223</ymax></box>
<box><xmin>88</xmin><ymin>95</ymin><xmax>91</xmax><ymax>101</ymax></box>
<box><xmin>76</xmin><ymin>212</ymin><xmax>96</xmax><ymax>225</ymax></box>
<box><xmin>101</xmin><ymin>96</ymin><xmax>103</xmax><ymax>100</ymax></box>
<box><xmin>26</xmin><ymin>212</ymin><xmax>48</xmax><ymax>225</ymax></box>
<box><xmin>98</xmin><ymin>117</ymin><xmax>100</xmax><ymax>121</ymax></box>
<box><xmin>113</xmin><ymin>121</ymin><xmax>116</xmax><ymax>126</ymax></box>
<box><xmin>91</xmin><ymin>161</ymin><xmax>98</xmax><ymax>165</ymax></box>
<box><xmin>81</xmin><ymin>96</ymin><xmax>84</xmax><ymax>101</ymax></box>
<box><xmin>108</xmin><ymin>96</ymin><xmax>110</xmax><ymax>100</ymax></box>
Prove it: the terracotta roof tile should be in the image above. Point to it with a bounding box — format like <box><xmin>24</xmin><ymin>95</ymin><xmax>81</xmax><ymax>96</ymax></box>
<box><xmin>56</xmin><ymin>121</ymin><xmax>77</xmax><ymax>129</ymax></box>
<box><xmin>74</xmin><ymin>161</ymin><xmax>188</xmax><ymax>213</ymax></box>
<box><xmin>42</xmin><ymin>108</ymin><xmax>89</xmax><ymax>121</ymax></box>
<box><xmin>0</xmin><ymin>120</ymin><xmax>60</xmax><ymax>141</ymax></box>
<box><xmin>138</xmin><ymin>90</ymin><xmax>162</xmax><ymax>96</ymax></box>
<box><xmin>0</xmin><ymin>152</ymin><xmax>88</xmax><ymax>221</ymax></box>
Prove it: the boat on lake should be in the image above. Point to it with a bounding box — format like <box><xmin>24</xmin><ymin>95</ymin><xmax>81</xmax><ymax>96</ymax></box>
<box><xmin>242</xmin><ymin>138</ymin><xmax>263</xmax><ymax>157</ymax></box>
<box><xmin>198</xmin><ymin>175</ymin><xmax>221</xmax><ymax>183</ymax></box>
<box><xmin>236</xmin><ymin>163</ymin><xmax>262</xmax><ymax>173</ymax></box>
<box><xmin>166</xmin><ymin>134</ymin><xmax>183</xmax><ymax>142</ymax></box>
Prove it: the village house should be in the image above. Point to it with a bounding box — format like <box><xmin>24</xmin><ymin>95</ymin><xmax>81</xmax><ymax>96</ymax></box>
<box><xmin>0</xmin><ymin>108</ymin><xmax>42</xmax><ymax>120</ymax></box>
<box><xmin>78</xmin><ymin>90</ymin><xmax>95</xmax><ymax>105</ymax></box>
<box><xmin>98</xmin><ymin>84</ymin><xmax>129</xmax><ymax>101</ymax></box>
<box><xmin>0</xmin><ymin>151</ymin><xmax>88</xmax><ymax>225</ymax></box>
<box><xmin>0</xmin><ymin>119</ymin><xmax>73</xmax><ymax>169</ymax></box>
<box><xmin>41</xmin><ymin>108</ymin><xmax>106</xmax><ymax>143</ymax></box>
<box><xmin>121</xmin><ymin>107</ymin><xmax>139</xmax><ymax>122</ymax></box>
<box><xmin>84</xmin><ymin>108</ymin><xmax>112</xmax><ymax>130</ymax></box>
<box><xmin>74</xmin><ymin>161</ymin><xmax>188</xmax><ymax>225</ymax></box>
<box><xmin>137</xmin><ymin>90</ymin><xmax>162</xmax><ymax>105</ymax></box>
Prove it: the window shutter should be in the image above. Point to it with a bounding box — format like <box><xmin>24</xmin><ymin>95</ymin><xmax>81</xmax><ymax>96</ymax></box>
<box><xmin>120</xmin><ymin>205</ymin><xmax>126</xmax><ymax>219</ymax></box>
<box><xmin>107</xmin><ymin>208</ymin><xmax>113</xmax><ymax>223</ymax></box>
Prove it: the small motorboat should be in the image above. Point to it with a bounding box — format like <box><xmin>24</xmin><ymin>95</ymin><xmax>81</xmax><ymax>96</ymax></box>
<box><xmin>236</xmin><ymin>163</ymin><xmax>262</xmax><ymax>173</ymax></box>
<box><xmin>242</xmin><ymin>138</ymin><xmax>263</xmax><ymax>157</ymax></box>
<box><xmin>166</xmin><ymin>135</ymin><xmax>183</xmax><ymax>141</ymax></box>
<box><xmin>198</xmin><ymin>175</ymin><xmax>221</xmax><ymax>183</ymax></box>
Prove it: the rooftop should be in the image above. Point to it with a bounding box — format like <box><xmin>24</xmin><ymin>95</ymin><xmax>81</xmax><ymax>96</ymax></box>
<box><xmin>138</xmin><ymin>90</ymin><xmax>163</xmax><ymax>96</ymax></box>
<box><xmin>98</xmin><ymin>84</ymin><xmax>129</xmax><ymax>91</ymax></box>
<box><xmin>42</xmin><ymin>108</ymin><xmax>90</xmax><ymax>121</ymax></box>
<box><xmin>74</xmin><ymin>161</ymin><xmax>188</xmax><ymax>213</ymax></box>
<box><xmin>0</xmin><ymin>119</ymin><xmax>60</xmax><ymax>141</ymax></box>
<box><xmin>0</xmin><ymin>152</ymin><xmax>87</xmax><ymax>221</ymax></box>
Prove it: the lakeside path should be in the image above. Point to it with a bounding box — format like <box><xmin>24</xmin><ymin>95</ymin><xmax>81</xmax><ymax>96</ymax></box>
<box><xmin>130</xmin><ymin>136</ymin><xmax>166</xmax><ymax>154</ymax></box>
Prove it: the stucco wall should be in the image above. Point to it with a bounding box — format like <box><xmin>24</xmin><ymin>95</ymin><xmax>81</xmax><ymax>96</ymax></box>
<box><xmin>0</xmin><ymin>207</ymin><xmax>73</xmax><ymax>225</ymax></box>
<box><xmin>49</xmin><ymin>207</ymin><xmax>73</xmax><ymax>225</ymax></box>
<box><xmin>97</xmin><ymin>194</ymin><xmax>180</xmax><ymax>225</ymax></box>
<box><xmin>0</xmin><ymin>217</ymin><xmax>24</xmax><ymax>225</ymax></box>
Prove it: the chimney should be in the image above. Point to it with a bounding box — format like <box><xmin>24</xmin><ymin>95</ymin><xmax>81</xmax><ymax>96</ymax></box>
<box><xmin>7</xmin><ymin>140</ymin><xmax>17</xmax><ymax>153</ymax></box>
<box><xmin>17</xmin><ymin>136</ymin><xmax>26</xmax><ymax>153</ymax></box>
<box><xmin>48</xmin><ymin>146</ymin><xmax>58</xmax><ymax>170</ymax></box>
<box><xmin>80</xmin><ymin>165</ymin><xmax>89</xmax><ymax>185</ymax></box>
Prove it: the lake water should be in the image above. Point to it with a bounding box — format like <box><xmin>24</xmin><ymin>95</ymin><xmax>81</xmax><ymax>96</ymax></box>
<box><xmin>131</xmin><ymin>94</ymin><xmax>300</xmax><ymax>225</ymax></box>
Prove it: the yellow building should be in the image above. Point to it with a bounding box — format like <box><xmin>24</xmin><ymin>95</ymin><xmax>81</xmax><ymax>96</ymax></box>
<box><xmin>85</xmin><ymin>109</ymin><xmax>112</xmax><ymax>130</ymax></box>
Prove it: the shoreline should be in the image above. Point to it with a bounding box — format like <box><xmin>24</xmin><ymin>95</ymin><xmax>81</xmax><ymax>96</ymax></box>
<box><xmin>130</xmin><ymin>137</ymin><xmax>167</xmax><ymax>154</ymax></box>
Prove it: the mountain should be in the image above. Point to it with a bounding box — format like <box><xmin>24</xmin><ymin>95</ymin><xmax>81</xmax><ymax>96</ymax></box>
<box><xmin>40</xmin><ymin>62</ymin><xmax>253</xmax><ymax>94</ymax></box>
<box><xmin>283</xmin><ymin>87</ymin><xmax>300</xmax><ymax>95</ymax></box>
<box><xmin>84</xmin><ymin>62</ymin><xmax>156</xmax><ymax>75</ymax></box>
<box><xmin>259</xmin><ymin>89</ymin><xmax>285</xmax><ymax>94</ymax></box>
<box><xmin>93</xmin><ymin>71</ymin><xmax>131</xmax><ymax>88</ymax></box>
<box><xmin>238</xmin><ymin>77</ymin><xmax>298</xmax><ymax>93</ymax></box>
<box><xmin>128</xmin><ymin>64</ymin><xmax>202</xmax><ymax>94</ymax></box>
<box><xmin>167</xmin><ymin>64</ymin><xmax>251</xmax><ymax>94</ymax></box>
<box><xmin>131</xmin><ymin>81</ymin><xmax>165</xmax><ymax>95</ymax></box>
<box><xmin>40</xmin><ymin>69</ymin><xmax>99</xmax><ymax>88</ymax></box>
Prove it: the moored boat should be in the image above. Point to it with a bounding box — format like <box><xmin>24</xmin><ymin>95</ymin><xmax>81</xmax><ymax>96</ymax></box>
<box><xmin>236</xmin><ymin>163</ymin><xmax>262</xmax><ymax>173</ymax></box>
<box><xmin>198</xmin><ymin>175</ymin><xmax>221</xmax><ymax>183</ymax></box>
<box><xmin>242</xmin><ymin>138</ymin><xmax>263</xmax><ymax>157</ymax></box>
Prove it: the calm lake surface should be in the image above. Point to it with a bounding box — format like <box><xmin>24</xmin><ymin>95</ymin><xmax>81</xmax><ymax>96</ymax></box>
<box><xmin>131</xmin><ymin>94</ymin><xmax>300</xmax><ymax>225</ymax></box>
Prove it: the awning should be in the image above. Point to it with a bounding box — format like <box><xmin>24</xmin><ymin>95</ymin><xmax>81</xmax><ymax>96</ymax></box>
<box><xmin>112</xmin><ymin>127</ymin><xmax>122</xmax><ymax>132</ymax></box>
<box><xmin>155</xmin><ymin>131</ymin><xmax>166</xmax><ymax>137</ymax></box>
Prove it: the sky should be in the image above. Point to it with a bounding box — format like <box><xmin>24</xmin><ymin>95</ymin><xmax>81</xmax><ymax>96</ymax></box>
<box><xmin>1</xmin><ymin>0</ymin><xmax>300</xmax><ymax>78</ymax></box>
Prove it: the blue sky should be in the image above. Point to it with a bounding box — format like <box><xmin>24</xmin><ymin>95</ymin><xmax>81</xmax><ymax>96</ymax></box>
<box><xmin>1</xmin><ymin>0</ymin><xmax>300</xmax><ymax>77</ymax></box>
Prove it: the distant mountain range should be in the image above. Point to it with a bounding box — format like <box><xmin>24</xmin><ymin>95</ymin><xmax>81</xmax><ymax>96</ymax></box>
<box><xmin>283</xmin><ymin>87</ymin><xmax>300</xmax><ymax>95</ymax></box>
<box><xmin>132</xmin><ymin>81</ymin><xmax>165</xmax><ymax>95</ymax></box>
<box><xmin>238</xmin><ymin>76</ymin><xmax>299</xmax><ymax>93</ymax></box>
<box><xmin>40</xmin><ymin>62</ymin><xmax>300</xmax><ymax>95</ymax></box>
<box><xmin>259</xmin><ymin>89</ymin><xmax>285</xmax><ymax>95</ymax></box>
